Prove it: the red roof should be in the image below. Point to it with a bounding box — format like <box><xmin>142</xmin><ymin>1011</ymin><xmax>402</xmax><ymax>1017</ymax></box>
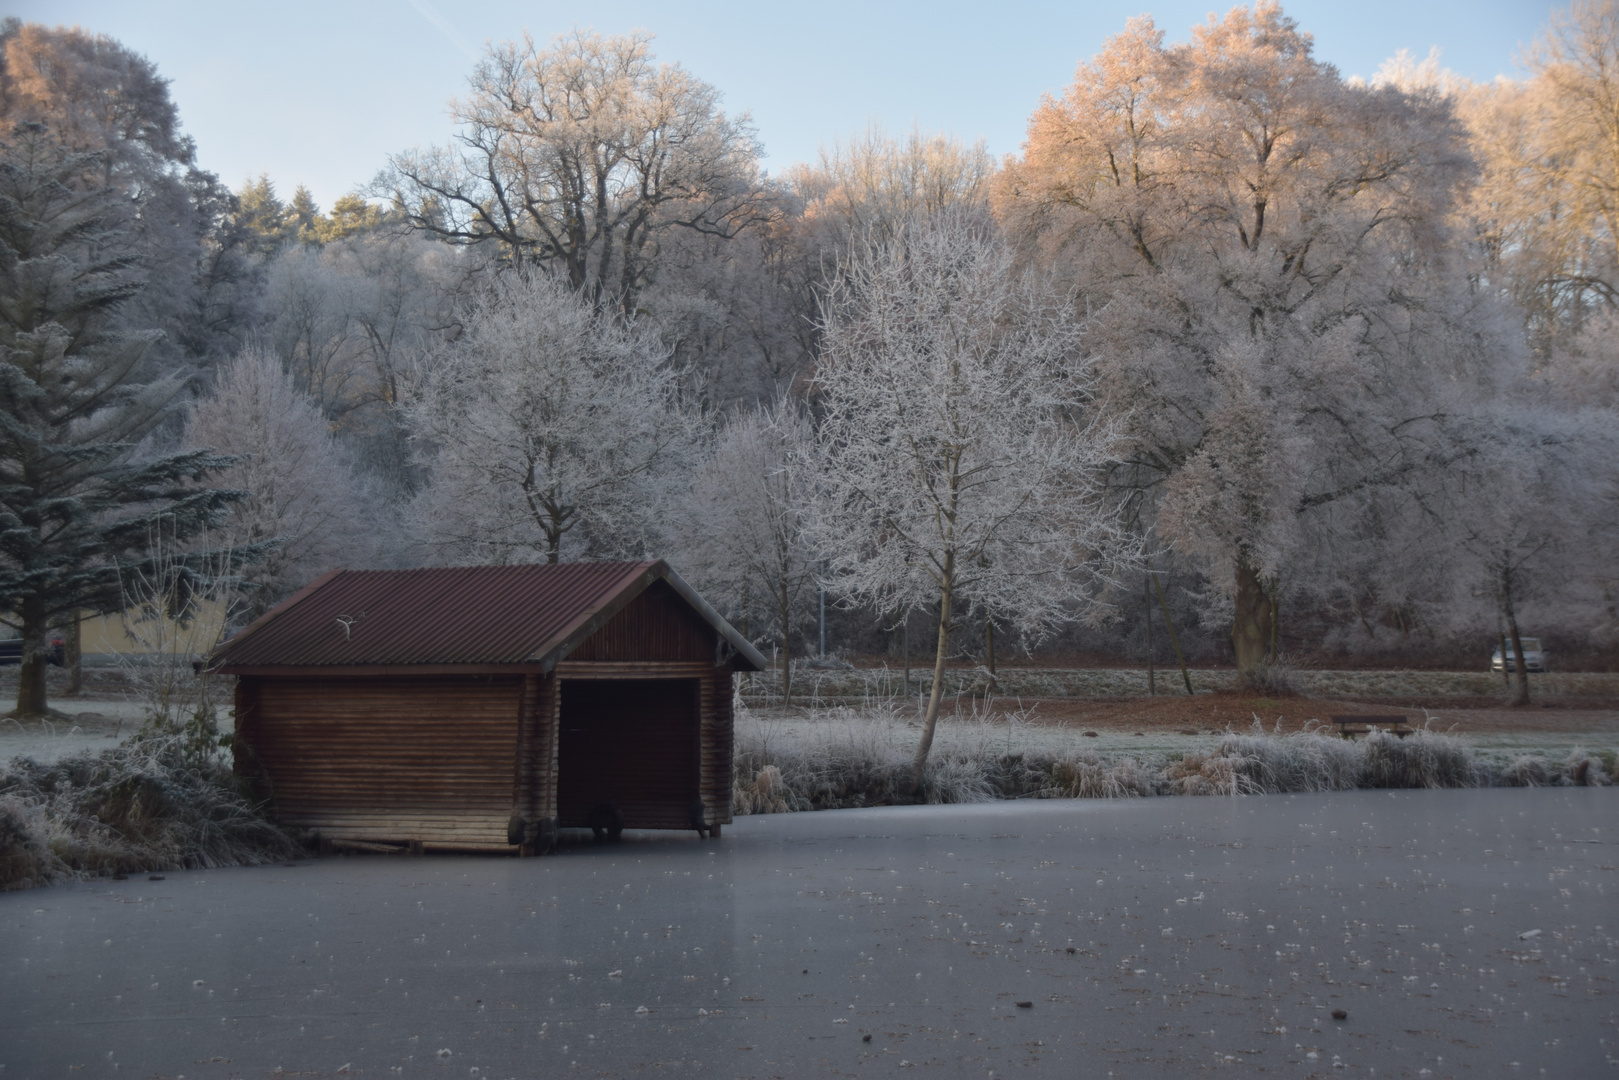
<box><xmin>210</xmin><ymin>561</ymin><xmax>765</xmax><ymax>671</ymax></box>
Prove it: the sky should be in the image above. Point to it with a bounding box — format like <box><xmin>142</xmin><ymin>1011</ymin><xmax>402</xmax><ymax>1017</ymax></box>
<box><xmin>11</xmin><ymin>0</ymin><xmax>1561</xmax><ymax>210</ymax></box>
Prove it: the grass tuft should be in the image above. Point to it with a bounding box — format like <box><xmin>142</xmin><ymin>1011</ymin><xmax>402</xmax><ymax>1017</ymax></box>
<box><xmin>1</xmin><ymin>735</ymin><xmax>299</xmax><ymax>891</ymax></box>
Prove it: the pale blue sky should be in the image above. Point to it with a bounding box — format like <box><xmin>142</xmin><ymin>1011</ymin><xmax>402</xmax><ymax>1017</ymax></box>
<box><xmin>11</xmin><ymin>0</ymin><xmax>1557</xmax><ymax>209</ymax></box>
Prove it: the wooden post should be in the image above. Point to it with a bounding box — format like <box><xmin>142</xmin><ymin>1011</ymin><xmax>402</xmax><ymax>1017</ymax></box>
<box><xmin>511</xmin><ymin>673</ymin><xmax>560</xmax><ymax>854</ymax></box>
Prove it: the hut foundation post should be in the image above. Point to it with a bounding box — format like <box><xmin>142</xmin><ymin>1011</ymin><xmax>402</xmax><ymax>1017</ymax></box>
<box><xmin>511</xmin><ymin>673</ymin><xmax>562</xmax><ymax>855</ymax></box>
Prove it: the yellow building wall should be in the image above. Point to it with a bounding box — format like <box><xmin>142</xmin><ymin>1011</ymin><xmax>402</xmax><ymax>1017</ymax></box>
<box><xmin>78</xmin><ymin>597</ymin><xmax>230</xmax><ymax>656</ymax></box>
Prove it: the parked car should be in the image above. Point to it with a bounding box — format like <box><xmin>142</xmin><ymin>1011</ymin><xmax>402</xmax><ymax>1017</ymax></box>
<box><xmin>0</xmin><ymin>638</ymin><xmax>65</xmax><ymax>666</ymax></box>
<box><xmin>1491</xmin><ymin>637</ymin><xmax>1548</xmax><ymax>673</ymax></box>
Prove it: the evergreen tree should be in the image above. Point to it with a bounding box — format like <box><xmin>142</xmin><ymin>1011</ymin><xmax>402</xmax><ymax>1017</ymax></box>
<box><xmin>0</xmin><ymin>122</ymin><xmax>245</xmax><ymax>717</ymax></box>
<box><xmin>236</xmin><ymin>172</ymin><xmax>291</xmax><ymax>254</ymax></box>
<box><xmin>286</xmin><ymin>184</ymin><xmax>321</xmax><ymax>244</ymax></box>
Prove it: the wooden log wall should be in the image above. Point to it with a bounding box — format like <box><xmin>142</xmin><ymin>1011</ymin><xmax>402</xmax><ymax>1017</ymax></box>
<box><xmin>235</xmin><ymin>675</ymin><xmax>520</xmax><ymax>847</ymax></box>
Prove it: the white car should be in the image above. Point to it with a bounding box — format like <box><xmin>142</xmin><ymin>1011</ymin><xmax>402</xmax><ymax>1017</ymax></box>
<box><xmin>1491</xmin><ymin>637</ymin><xmax>1548</xmax><ymax>673</ymax></box>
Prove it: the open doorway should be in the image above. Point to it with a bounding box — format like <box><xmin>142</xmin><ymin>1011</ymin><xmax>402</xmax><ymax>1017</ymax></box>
<box><xmin>557</xmin><ymin>678</ymin><xmax>701</xmax><ymax>833</ymax></box>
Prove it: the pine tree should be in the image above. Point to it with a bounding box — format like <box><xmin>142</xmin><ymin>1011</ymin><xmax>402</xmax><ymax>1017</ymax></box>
<box><xmin>0</xmin><ymin>122</ymin><xmax>245</xmax><ymax>717</ymax></box>
<box><xmin>236</xmin><ymin>172</ymin><xmax>292</xmax><ymax>254</ymax></box>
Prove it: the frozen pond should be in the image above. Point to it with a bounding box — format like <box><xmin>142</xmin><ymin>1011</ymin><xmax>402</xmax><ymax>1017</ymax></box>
<box><xmin>2</xmin><ymin>789</ymin><xmax>1613</xmax><ymax>1077</ymax></box>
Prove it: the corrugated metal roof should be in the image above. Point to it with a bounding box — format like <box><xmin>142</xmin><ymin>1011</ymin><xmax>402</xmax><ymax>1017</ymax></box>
<box><xmin>212</xmin><ymin>561</ymin><xmax>689</xmax><ymax>669</ymax></box>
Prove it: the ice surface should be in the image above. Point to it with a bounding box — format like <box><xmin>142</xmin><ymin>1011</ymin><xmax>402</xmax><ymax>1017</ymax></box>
<box><xmin>1</xmin><ymin>788</ymin><xmax>1613</xmax><ymax>1076</ymax></box>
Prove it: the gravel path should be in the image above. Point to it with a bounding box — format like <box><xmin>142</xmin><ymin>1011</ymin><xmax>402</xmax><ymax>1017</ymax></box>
<box><xmin>2</xmin><ymin>789</ymin><xmax>1613</xmax><ymax>1077</ymax></box>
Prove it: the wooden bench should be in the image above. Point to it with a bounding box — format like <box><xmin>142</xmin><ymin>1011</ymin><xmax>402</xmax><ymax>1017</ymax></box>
<box><xmin>1330</xmin><ymin>715</ymin><xmax>1413</xmax><ymax>740</ymax></box>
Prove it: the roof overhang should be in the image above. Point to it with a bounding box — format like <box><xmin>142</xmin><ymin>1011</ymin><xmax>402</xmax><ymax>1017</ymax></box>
<box><xmin>211</xmin><ymin>560</ymin><xmax>767</xmax><ymax>675</ymax></box>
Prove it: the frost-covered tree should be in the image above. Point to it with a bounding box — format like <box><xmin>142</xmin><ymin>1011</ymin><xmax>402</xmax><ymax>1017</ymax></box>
<box><xmin>808</xmin><ymin>217</ymin><xmax>1133</xmax><ymax>788</ymax></box>
<box><xmin>383</xmin><ymin>29</ymin><xmax>765</xmax><ymax>314</ymax></box>
<box><xmin>787</xmin><ymin>124</ymin><xmax>994</xmax><ymax>249</ymax></box>
<box><xmin>997</xmin><ymin>4</ymin><xmax>1494</xmax><ymax>680</ymax></box>
<box><xmin>258</xmin><ymin>227</ymin><xmax>474</xmax><ymax>490</ymax></box>
<box><xmin>404</xmin><ymin>273</ymin><xmax>699</xmax><ymax>564</ymax></box>
<box><xmin>185</xmin><ymin>347</ymin><xmax>377</xmax><ymax>619</ymax></box>
<box><xmin>0</xmin><ymin>20</ymin><xmax>257</xmax><ymax>366</ymax></box>
<box><xmin>0</xmin><ymin>122</ymin><xmax>242</xmax><ymax>717</ymax></box>
<box><xmin>1437</xmin><ymin>405</ymin><xmax>1618</xmax><ymax>704</ymax></box>
<box><xmin>672</xmin><ymin>393</ymin><xmax>815</xmax><ymax>699</ymax></box>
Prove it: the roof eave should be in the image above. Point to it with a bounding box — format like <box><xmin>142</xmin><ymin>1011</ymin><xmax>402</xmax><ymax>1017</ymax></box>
<box><xmin>658</xmin><ymin>564</ymin><xmax>768</xmax><ymax>672</ymax></box>
<box><xmin>206</xmin><ymin>568</ymin><xmax>344</xmax><ymax>668</ymax></box>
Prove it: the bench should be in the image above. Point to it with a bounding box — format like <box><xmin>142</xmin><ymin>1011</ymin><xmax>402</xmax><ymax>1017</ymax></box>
<box><xmin>1329</xmin><ymin>715</ymin><xmax>1413</xmax><ymax>740</ymax></box>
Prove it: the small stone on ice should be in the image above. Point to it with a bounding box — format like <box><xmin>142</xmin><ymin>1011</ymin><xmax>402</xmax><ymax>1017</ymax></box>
<box><xmin>1517</xmin><ymin>929</ymin><xmax>1541</xmax><ymax>940</ymax></box>
<box><xmin>1015</xmin><ymin>1001</ymin><xmax>1033</xmax><ymax>1009</ymax></box>
<box><xmin>1331</xmin><ymin>1009</ymin><xmax>1347</xmax><ymax>1020</ymax></box>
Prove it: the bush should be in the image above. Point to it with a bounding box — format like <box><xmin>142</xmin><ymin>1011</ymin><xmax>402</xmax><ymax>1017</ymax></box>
<box><xmin>733</xmin><ymin>704</ymin><xmax>1612</xmax><ymax>812</ymax></box>
<box><xmin>0</xmin><ymin>735</ymin><xmax>299</xmax><ymax>891</ymax></box>
<box><xmin>1359</xmin><ymin>727</ymin><xmax>1486</xmax><ymax>789</ymax></box>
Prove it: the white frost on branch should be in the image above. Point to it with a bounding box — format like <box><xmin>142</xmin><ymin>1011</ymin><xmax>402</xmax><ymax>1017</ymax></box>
<box><xmin>185</xmin><ymin>347</ymin><xmax>377</xmax><ymax>617</ymax></box>
<box><xmin>403</xmin><ymin>273</ymin><xmax>700</xmax><ymax>564</ymax></box>
<box><xmin>806</xmin><ymin>215</ymin><xmax>1137</xmax><ymax>786</ymax></box>
<box><xmin>670</xmin><ymin>392</ymin><xmax>817</xmax><ymax>699</ymax></box>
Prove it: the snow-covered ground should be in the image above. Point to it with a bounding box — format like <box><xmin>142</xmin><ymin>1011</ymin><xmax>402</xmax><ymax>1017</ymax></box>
<box><xmin>1</xmin><ymin>790</ymin><xmax>1611</xmax><ymax>1076</ymax></box>
<box><xmin>0</xmin><ymin>699</ymin><xmax>157</xmax><ymax>762</ymax></box>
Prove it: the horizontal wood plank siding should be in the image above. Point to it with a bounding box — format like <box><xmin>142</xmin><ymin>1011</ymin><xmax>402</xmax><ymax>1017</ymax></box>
<box><xmin>236</xmin><ymin>675</ymin><xmax>520</xmax><ymax>845</ymax></box>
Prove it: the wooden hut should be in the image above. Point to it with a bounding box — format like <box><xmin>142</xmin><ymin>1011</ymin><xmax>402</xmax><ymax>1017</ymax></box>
<box><xmin>211</xmin><ymin>561</ymin><xmax>766</xmax><ymax>854</ymax></box>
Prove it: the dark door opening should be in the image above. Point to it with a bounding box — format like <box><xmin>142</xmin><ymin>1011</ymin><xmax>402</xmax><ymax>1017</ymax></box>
<box><xmin>557</xmin><ymin>678</ymin><xmax>700</xmax><ymax>831</ymax></box>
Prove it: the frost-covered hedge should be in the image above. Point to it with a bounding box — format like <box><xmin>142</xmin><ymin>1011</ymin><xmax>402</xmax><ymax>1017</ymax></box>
<box><xmin>1</xmin><ymin>737</ymin><xmax>299</xmax><ymax>891</ymax></box>
<box><xmin>732</xmin><ymin>704</ymin><xmax>1616</xmax><ymax>814</ymax></box>
<box><xmin>738</xmin><ymin>666</ymin><xmax>1619</xmax><ymax>703</ymax></box>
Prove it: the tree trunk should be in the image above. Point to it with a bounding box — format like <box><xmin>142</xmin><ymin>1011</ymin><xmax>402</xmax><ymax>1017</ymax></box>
<box><xmin>1152</xmin><ymin>573</ymin><xmax>1195</xmax><ymax>695</ymax></box>
<box><xmin>984</xmin><ymin>616</ymin><xmax>996</xmax><ymax>676</ymax></box>
<box><xmin>1145</xmin><ymin>572</ymin><xmax>1155</xmax><ymax>695</ymax></box>
<box><xmin>909</xmin><ymin>572</ymin><xmax>954</xmax><ymax>795</ymax></box>
<box><xmin>1269</xmin><ymin>593</ymin><xmax>1280</xmax><ymax>661</ymax></box>
<box><xmin>14</xmin><ymin>594</ymin><xmax>50</xmax><ymax>718</ymax></box>
<box><xmin>1231</xmin><ymin>558</ymin><xmax>1274</xmax><ymax>683</ymax></box>
<box><xmin>902</xmin><ymin>610</ymin><xmax>910</xmax><ymax>698</ymax></box>
<box><xmin>66</xmin><ymin>612</ymin><xmax>82</xmax><ymax>696</ymax></box>
<box><xmin>1497</xmin><ymin>624</ymin><xmax>1512</xmax><ymax>688</ymax></box>
<box><xmin>1503</xmin><ymin>576</ymin><xmax>1530</xmax><ymax>707</ymax></box>
<box><xmin>777</xmin><ymin>585</ymin><xmax>793</xmax><ymax>705</ymax></box>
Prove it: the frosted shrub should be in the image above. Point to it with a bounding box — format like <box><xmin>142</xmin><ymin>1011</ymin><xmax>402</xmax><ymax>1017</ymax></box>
<box><xmin>732</xmin><ymin>704</ymin><xmax>1612</xmax><ymax>813</ymax></box>
<box><xmin>1500</xmin><ymin>755</ymin><xmax>1552</xmax><ymax>787</ymax></box>
<box><xmin>0</xmin><ymin>795</ymin><xmax>56</xmax><ymax>891</ymax></box>
<box><xmin>0</xmin><ymin>737</ymin><xmax>299</xmax><ymax>890</ymax></box>
<box><xmin>1361</xmin><ymin>728</ymin><xmax>1484</xmax><ymax>789</ymax></box>
<box><xmin>1562</xmin><ymin>748</ymin><xmax>1612</xmax><ymax>787</ymax></box>
<box><xmin>734</xmin><ymin>704</ymin><xmax>915</xmax><ymax>810</ymax></box>
<box><xmin>1159</xmin><ymin>752</ymin><xmax>1242</xmax><ymax>796</ymax></box>
<box><xmin>1241</xmin><ymin>659</ymin><xmax>1302</xmax><ymax>697</ymax></box>
<box><xmin>923</xmin><ymin>756</ymin><xmax>998</xmax><ymax>805</ymax></box>
<box><xmin>1208</xmin><ymin>722</ymin><xmax>1364</xmax><ymax>794</ymax></box>
<box><xmin>1049</xmin><ymin>752</ymin><xmax>1154</xmax><ymax>799</ymax></box>
<box><xmin>733</xmin><ymin>765</ymin><xmax>792</xmax><ymax>815</ymax></box>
